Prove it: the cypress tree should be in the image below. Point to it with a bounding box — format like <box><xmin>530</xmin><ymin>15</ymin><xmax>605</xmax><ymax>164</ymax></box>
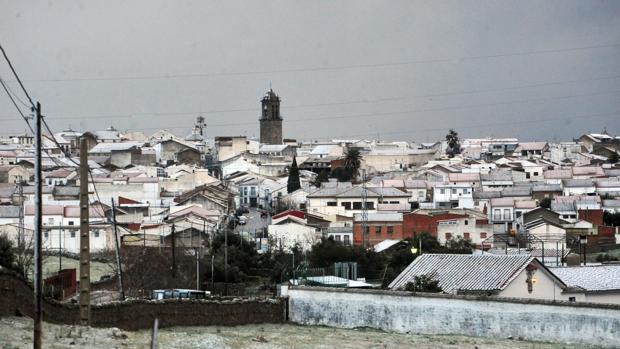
<box><xmin>287</xmin><ymin>156</ymin><xmax>301</xmax><ymax>193</ymax></box>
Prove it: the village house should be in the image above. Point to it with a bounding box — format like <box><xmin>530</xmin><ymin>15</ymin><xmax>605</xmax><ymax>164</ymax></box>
<box><xmin>432</xmin><ymin>183</ymin><xmax>474</xmax><ymax>209</ymax></box>
<box><xmin>514</xmin><ymin>142</ymin><xmax>549</xmax><ymax>158</ymax></box>
<box><xmin>306</xmin><ymin>182</ymin><xmax>409</xmax><ymax>218</ymax></box>
<box><xmin>550</xmin><ymin>265</ymin><xmax>620</xmax><ymax>304</ymax></box>
<box><xmin>562</xmin><ymin>179</ymin><xmax>596</xmax><ymax>196</ymax></box>
<box><xmin>389</xmin><ymin>254</ymin><xmax>570</xmax><ymax>302</ymax></box>
<box><xmin>352</xmin><ymin>212</ymin><xmax>403</xmax><ymax>246</ymax></box>
<box><xmin>268</xmin><ymin>210</ymin><xmax>320</xmax><ymax>252</ymax></box>
<box><xmin>435</xmin><ymin>210</ymin><xmax>492</xmax><ymax>247</ymax></box>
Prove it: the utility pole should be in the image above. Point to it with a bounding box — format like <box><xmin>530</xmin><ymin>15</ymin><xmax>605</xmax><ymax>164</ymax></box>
<box><xmin>171</xmin><ymin>223</ymin><xmax>176</xmax><ymax>279</ymax></box>
<box><xmin>361</xmin><ymin>169</ymin><xmax>368</xmax><ymax>248</ymax></box>
<box><xmin>111</xmin><ymin>199</ymin><xmax>125</xmax><ymax>301</ymax></box>
<box><xmin>195</xmin><ymin>247</ymin><xmax>200</xmax><ymax>290</ymax></box>
<box><xmin>33</xmin><ymin>102</ymin><xmax>43</xmax><ymax>349</ymax></box>
<box><xmin>79</xmin><ymin>138</ymin><xmax>90</xmax><ymax>326</ymax></box>
<box><xmin>224</xmin><ymin>215</ymin><xmax>228</xmax><ymax>284</ymax></box>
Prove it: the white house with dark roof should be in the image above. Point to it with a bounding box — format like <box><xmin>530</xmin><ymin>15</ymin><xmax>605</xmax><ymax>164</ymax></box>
<box><xmin>389</xmin><ymin>254</ymin><xmax>569</xmax><ymax>301</ymax></box>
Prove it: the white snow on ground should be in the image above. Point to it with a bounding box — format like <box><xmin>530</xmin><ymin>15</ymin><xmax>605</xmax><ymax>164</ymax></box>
<box><xmin>0</xmin><ymin>316</ymin><xmax>595</xmax><ymax>349</ymax></box>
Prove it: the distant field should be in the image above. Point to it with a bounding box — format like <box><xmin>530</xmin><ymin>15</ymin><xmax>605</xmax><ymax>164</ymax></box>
<box><xmin>0</xmin><ymin>317</ymin><xmax>597</xmax><ymax>349</ymax></box>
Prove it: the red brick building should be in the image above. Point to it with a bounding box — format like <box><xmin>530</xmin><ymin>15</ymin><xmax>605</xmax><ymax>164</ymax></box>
<box><xmin>402</xmin><ymin>212</ymin><xmax>468</xmax><ymax>238</ymax></box>
<box><xmin>353</xmin><ymin>213</ymin><xmax>403</xmax><ymax>246</ymax></box>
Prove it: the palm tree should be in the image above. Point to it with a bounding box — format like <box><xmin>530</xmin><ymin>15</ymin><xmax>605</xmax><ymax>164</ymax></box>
<box><xmin>344</xmin><ymin>148</ymin><xmax>362</xmax><ymax>182</ymax></box>
<box><xmin>445</xmin><ymin>129</ymin><xmax>461</xmax><ymax>157</ymax></box>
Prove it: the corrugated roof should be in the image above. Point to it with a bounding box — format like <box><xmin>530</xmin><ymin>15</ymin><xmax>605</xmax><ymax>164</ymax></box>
<box><xmin>0</xmin><ymin>206</ymin><xmax>20</xmax><ymax>218</ymax></box>
<box><xmin>259</xmin><ymin>144</ymin><xmax>288</xmax><ymax>152</ymax></box>
<box><xmin>514</xmin><ymin>200</ymin><xmax>537</xmax><ymax>209</ymax></box>
<box><xmin>603</xmin><ymin>200</ymin><xmax>620</xmax><ymax>207</ymax></box>
<box><xmin>514</xmin><ymin>142</ymin><xmax>547</xmax><ymax>152</ymax></box>
<box><xmin>89</xmin><ymin>142</ymin><xmax>142</xmax><ymax>154</ymax></box>
<box><xmin>544</xmin><ymin>169</ymin><xmax>572</xmax><ymax>179</ymax></box>
<box><xmin>562</xmin><ymin>179</ymin><xmax>594</xmax><ymax>188</ymax></box>
<box><xmin>490</xmin><ymin>197</ymin><xmax>515</xmax><ymax>207</ymax></box>
<box><xmin>374</xmin><ymin>239</ymin><xmax>402</xmax><ymax>253</ymax></box>
<box><xmin>448</xmin><ymin>173</ymin><xmax>480</xmax><ymax>182</ymax></box>
<box><xmin>368</xmin><ymin>187</ymin><xmax>409</xmax><ymax>197</ymax></box>
<box><xmin>550</xmin><ymin>265</ymin><xmax>620</xmax><ymax>292</ymax></box>
<box><xmin>481</xmin><ymin>170</ymin><xmax>513</xmax><ymax>182</ymax></box>
<box><xmin>389</xmin><ymin>254</ymin><xmax>534</xmax><ymax>293</ymax></box>
<box><xmin>532</xmin><ymin>184</ymin><xmax>562</xmax><ymax>192</ymax></box>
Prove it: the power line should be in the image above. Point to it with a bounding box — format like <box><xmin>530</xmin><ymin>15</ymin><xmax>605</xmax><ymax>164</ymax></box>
<box><xmin>12</xmin><ymin>42</ymin><xmax>620</xmax><ymax>83</ymax></box>
<box><xmin>3</xmin><ymin>73</ymin><xmax>619</xmax><ymax>123</ymax></box>
<box><xmin>45</xmin><ymin>88</ymin><xmax>617</xmax><ymax>132</ymax></box>
<box><xmin>40</xmin><ymin>117</ymin><xmax>108</xmax><ymax>218</ymax></box>
<box><xmin>0</xmin><ymin>75</ymin><xmax>32</xmax><ymax>131</ymax></box>
<box><xmin>0</xmin><ymin>43</ymin><xmax>35</xmax><ymax>106</ymax></box>
<box><xmin>313</xmin><ymin>110</ymin><xmax>620</xmax><ymax>140</ymax></box>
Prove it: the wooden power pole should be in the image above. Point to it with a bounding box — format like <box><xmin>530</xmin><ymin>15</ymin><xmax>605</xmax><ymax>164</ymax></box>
<box><xmin>79</xmin><ymin>138</ymin><xmax>90</xmax><ymax>325</ymax></box>
<box><xmin>111</xmin><ymin>198</ymin><xmax>125</xmax><ymax>301</ymax></box>
<box><xmin>33</xmin><ymin>102</ymin><xmax>42</xmax><ymax>349</ymax></box>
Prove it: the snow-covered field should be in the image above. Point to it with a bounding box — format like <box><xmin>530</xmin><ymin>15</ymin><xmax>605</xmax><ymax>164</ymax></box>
<box><xmin>0</xmin><ymin>316</ymin><xmax>595</xmax><ymax>349</ymax></box>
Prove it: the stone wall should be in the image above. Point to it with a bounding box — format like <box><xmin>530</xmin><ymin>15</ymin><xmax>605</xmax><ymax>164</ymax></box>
<box><xmin>0</xmin><ymin>271</ymin><xmax>285</xmax><ymax>331</ymax></box>
<box><xmin>287</xmin><ymin>286</ymin><xmax>620</xmax><ymax>348</ymax></box>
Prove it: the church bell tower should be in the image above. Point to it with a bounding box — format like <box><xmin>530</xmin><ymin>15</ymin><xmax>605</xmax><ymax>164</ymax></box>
<box><xmin>259</xmin><ymin>89</ymin><xmax>283</xmax><ymax>144</ymax></box>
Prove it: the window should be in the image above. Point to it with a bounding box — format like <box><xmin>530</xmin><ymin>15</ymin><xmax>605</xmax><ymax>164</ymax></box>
<box><xmin>375</xmin><ymin>226</ymin><xmax>382</xmax><ymax>234</ymax></box>
<box><xmin>452</xmin><ymin>189</ymin><xmax>457</xmax><ymax>194</ymax></box>
<box><xmin>503</xmin><ymin>209</ymin><xmax>511</xmax><ymax>220</ymax></box>
<box><xmin>463</xmin><ymin>232</ymin><xmax>470</xmax><ymax>240</ymax></box>
<box><xmin>327</xmin><ymin>201</ymin><xmax>337</xmax><ymax>207</ymax></box>
<box><xmin>70</xmin><ymin>231</ymin><xmax>76</xmax><ymax>238</ymax></box>
<box><xmin>493</xmin><ymin>209</ymin><xmax>501</xmax><ymax>220</ymax></box>
<box><xmin>366</xmin><ymin>202</ymin><xmax>374</xmax><ymax>210</ymax></box>
<box><xmin>387</xmin><ymin>226</ymin><xmax>394</xmax><ymax>234</ymax></box>
<box><xmin>445</xmin><ymin>233</ymin><xmax>452</xmax><ymax>240</ymax></box>
<box><xmin>526</xmin><ymin>172</ymin><xmax>531</xmax><ymax>179</ymax></box>
<box><xmin>343</xmin><ymin>235</ymin><xmax>350</xmax><ymax>245</ymax></box>
<box><xmin>440</xmin><ymin>189</ymin><xmax>445</xmax><ymax>194</ymax></box>
<box><xmin>94</xmin><ymin>231</ymin><xmax>100</xmax><ymax>238</ymax></box>
<box><xmin>533</xmin><ymin>172</ymin><xmax>539</xmax><ymax>176</ymax></box>
<box><xmin>568</xmin><ymin>297</ymin><xmax>576</xmax><ymax>302</ymax></box>
<box><xmin>250</xmin><ymin>187</ymin><xmax>256</xmax><ymax>196</ymax></box>
<box><xmin>464</xmin><ymin>220</ymin><xmax>468</xmax><ymax>225</ymax></box>
<box><xmin>480</xmin><ymin>232</ymin><xmax>487</xmax><ymax>239</ymax></box>
<box><xmin>353</xmin><ymin>202</ymin><xmax>362</xmax><ymax>210</ymax></box>
<box><xmin>68</xmin><ymin>221</ymin><xmax>74</xmax><ymax>226</ymax></box>
<box><xmin>335</xmin><ymin>235</ymin><xmax>341</xmax><ymax>241</ymax></box>
<box><xmin>341</xmin><ymin>202</ymin><xmax>351</xmax><ymax>210</ymax></box>
<box><xmin>44</xmin><ymin>232</ymin><xmax>48</xmax><ymax>238</ymax></box>
<box><xmin>47</xmin><ymin>218</ymin><xmax>54</xmax><ymax>225</ymax></box>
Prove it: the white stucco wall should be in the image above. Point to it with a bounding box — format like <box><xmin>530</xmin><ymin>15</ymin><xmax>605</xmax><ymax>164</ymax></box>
<box><xmin>268</xmin><ymin>222</ymin><xmax>319</xmax><ymax>252</ymax></box>
<box><xmin>288</xmin><ymin>287</ymin><xmax>620</xmax><ymax>348</ymax></box>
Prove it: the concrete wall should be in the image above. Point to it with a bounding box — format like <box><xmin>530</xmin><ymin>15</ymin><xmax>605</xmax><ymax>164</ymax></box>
<box><xmin>287</xmin><ymin>287</ymin><xmax>620</xmax><ymax>348</ymax></box>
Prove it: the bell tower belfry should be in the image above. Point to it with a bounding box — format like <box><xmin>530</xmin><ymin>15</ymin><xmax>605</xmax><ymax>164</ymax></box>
<box><xmin>259</xmin><ymin>89</ymin><xmax>283</xmax><ymax>144</ymax></box>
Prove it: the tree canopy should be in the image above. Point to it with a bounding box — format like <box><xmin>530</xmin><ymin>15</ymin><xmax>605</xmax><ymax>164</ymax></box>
<box><xmin>445</xmin><ymin>129</ymin><xmax>461</xmax><ymax>157</ymax></box>
<box><xmin>287</xmin><ymin>156</ymin><xmax>301</xmax><ymax>193</ymax></box>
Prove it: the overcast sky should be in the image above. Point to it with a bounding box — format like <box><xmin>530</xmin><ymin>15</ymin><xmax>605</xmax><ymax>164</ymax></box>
<box><xmin>1</xmin><ymin>0</ymin><xmax>619</xmax><ymax>142</ymax></box>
